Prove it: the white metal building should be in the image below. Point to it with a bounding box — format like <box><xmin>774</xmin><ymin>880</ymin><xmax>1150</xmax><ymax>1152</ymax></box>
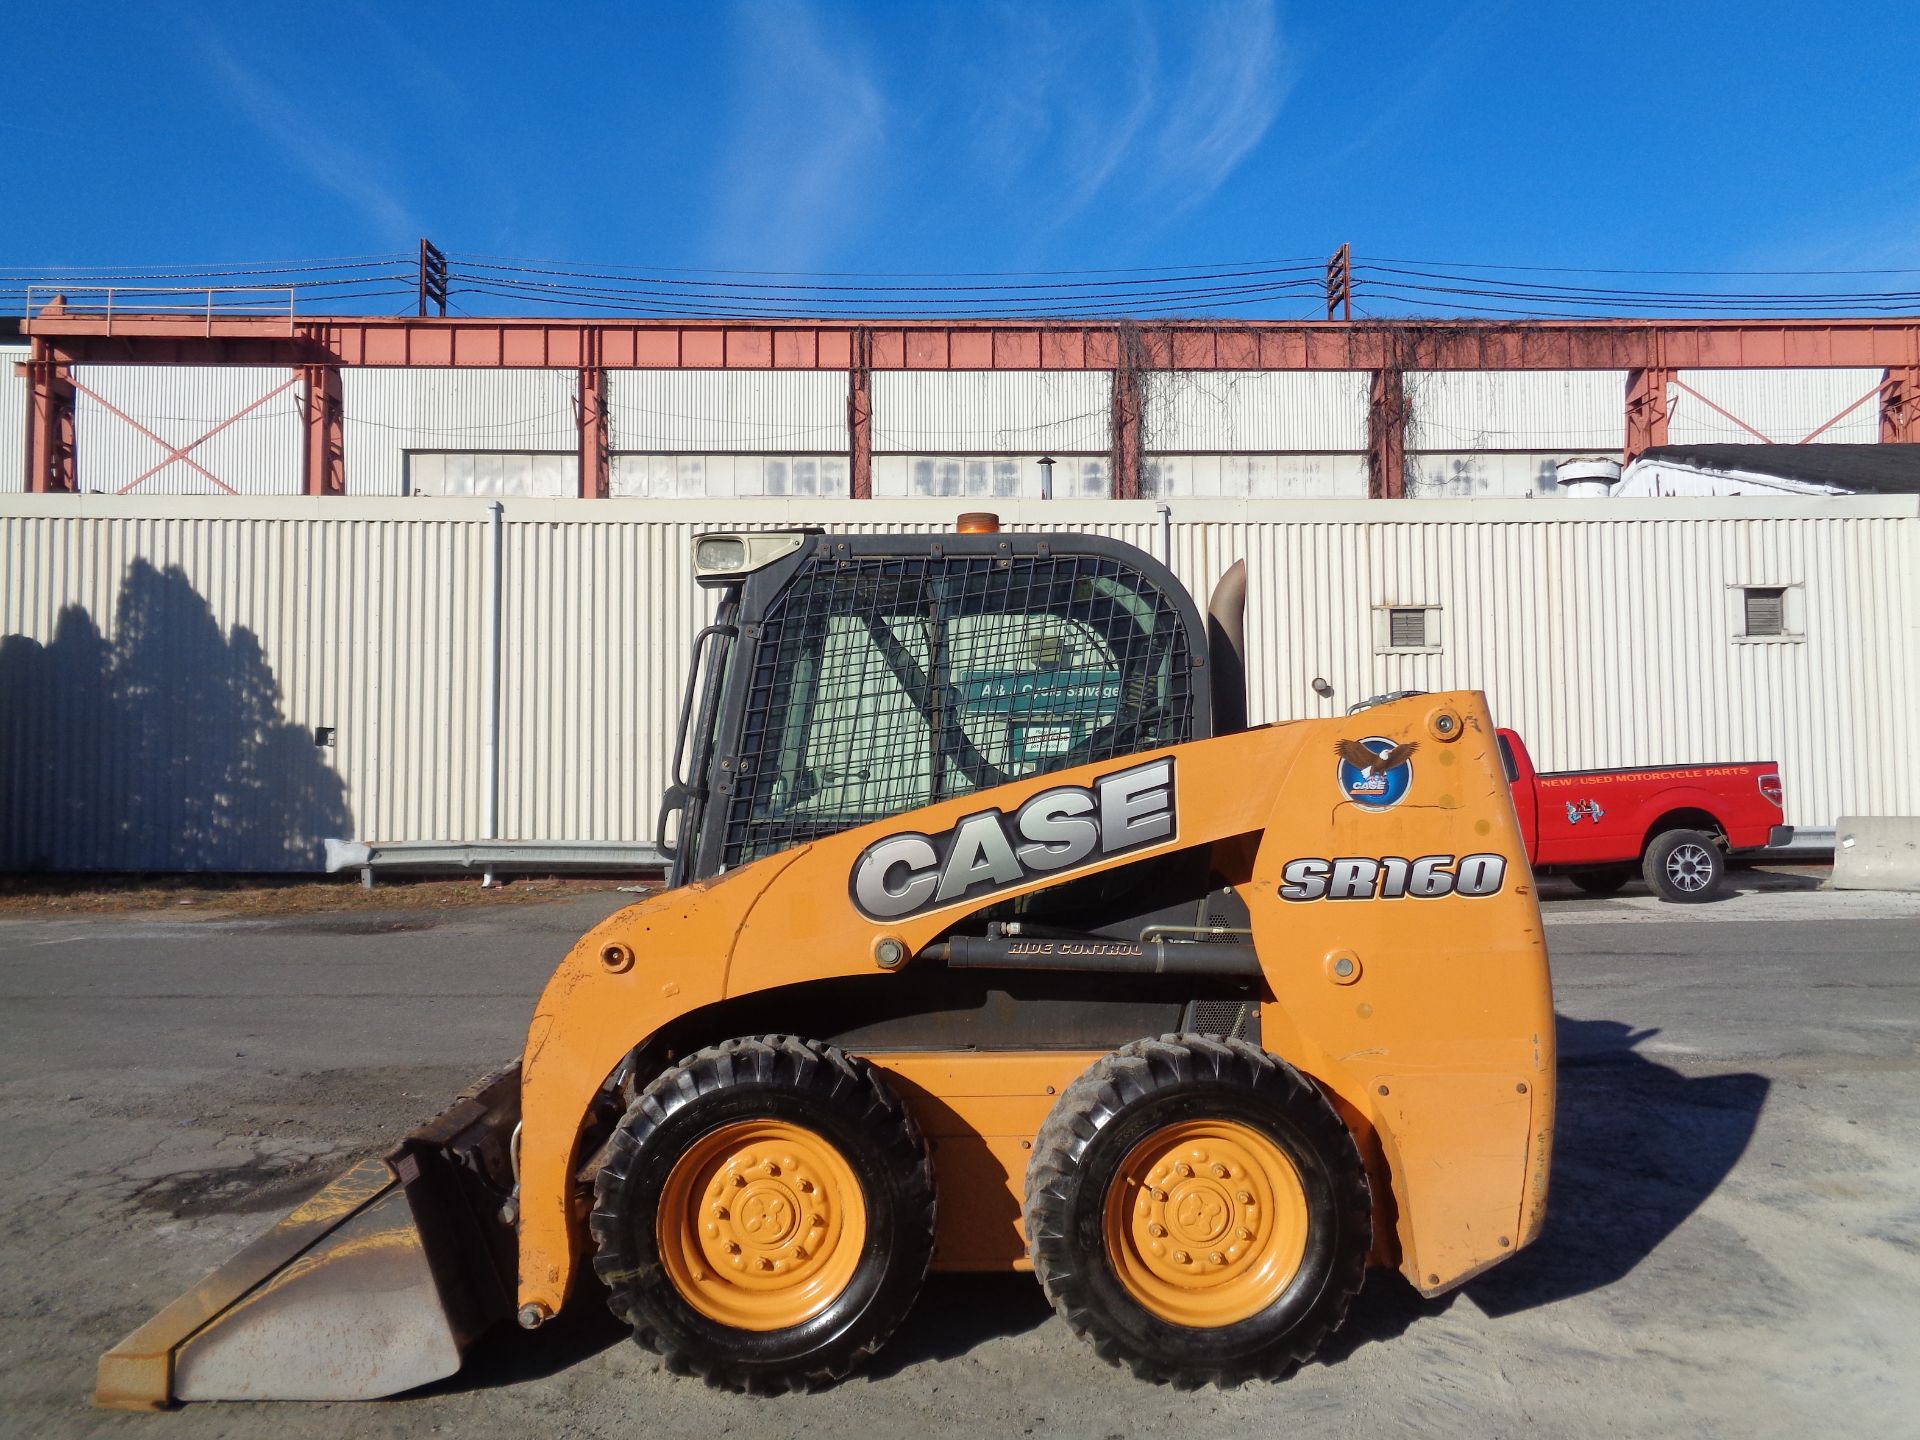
<box><xmin>3</xmin><ymin>360</ymin><xmax>1896</xmax><ymax>501</ymax></box>
<box><xmin>2</xmin><ymin>492</ymin><xmax>1914</xmax><ymax>872</ymax></box>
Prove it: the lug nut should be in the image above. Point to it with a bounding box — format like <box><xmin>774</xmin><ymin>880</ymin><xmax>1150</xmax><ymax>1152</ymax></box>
<box><xmin>733</xmin><ymin>1174</ymin><xmax>747</xmax><ymax>1188</ymax></box>
<box><xmin>713</xmin><ymin>1204</ymin><xmax>729</xmax><ymax>1219</ymax></box>
<box><xmin>1152</xmin><ymin>1188</ymin><xmax>1169</xmax><ymax>1202</ymax></box>
<box><xmin>1237</xmin><ymin>1190</ymin><xmax>1253</xmax><ymax>1204</ymax></box>
<box><xmin>1173</xmin><ymin>1251</ymin><xmax>1191</xmax><ymax>1265</ymax></box>
<box><xmin>799</xmin><ymin>1179</ymin><xmax>814</xmax><ymax>1193</ymax></box>
<box><xmin>1208</xmin><ymin>1252</ymin><xmax>1226</xmax><ymax>1265</ymax></box>
<box><xmin>758</xmin><ymin>1257</ymin><xmax>775</xmax><ymax>1271</ymax></box>
<box><xmin>1237</xmin><ymin>1227</ymin><xmax>1253</xmax><ymax>1241</ymax></box>
<box><xmin>792</xmin><ymin>1245</ymin><xmax>808</xmax><ymax>1259</ymax></box>
<box><xmin>725</xmin><ymin>1241</ymin><xmax>741</xmax><ymax>1254</ymax></box>
<box><xmin>1148</xmin><ymin>1223</ymin><xmax>1167</xmax><ymax>1238</ymax></box>
<box><xmin>1175</xmin><ymin>1162</ymin><xmax>1193</xmax><ymax>1177</ymax></box>
<box><xmin>1212</xmin><ymin>1164</ymin><xmax>1229</xmax><ymax>1178</ymax></box>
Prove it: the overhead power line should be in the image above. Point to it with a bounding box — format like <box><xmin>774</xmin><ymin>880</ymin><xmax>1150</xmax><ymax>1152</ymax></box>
<box><xmin>9</xmin><ymin>245</ymin><xmax>1920</xmax><ymax>322</ymax></box>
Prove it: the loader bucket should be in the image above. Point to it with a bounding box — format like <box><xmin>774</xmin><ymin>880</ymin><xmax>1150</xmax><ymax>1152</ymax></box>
<box><xmin>95</xmin><ymin>1066</ymin><xmax>521</xmax><ymax>1410</ymax></box>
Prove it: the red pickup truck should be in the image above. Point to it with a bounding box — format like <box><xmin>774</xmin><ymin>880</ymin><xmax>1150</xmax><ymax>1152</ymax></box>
<box><xmin>1497</xmin><ymin>729</ymin><xmax>1787</xmax><ymax>902</ymax></box>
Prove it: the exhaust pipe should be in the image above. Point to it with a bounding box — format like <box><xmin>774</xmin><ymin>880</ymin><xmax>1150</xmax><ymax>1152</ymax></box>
<box><xmin>1206</xmin><ymin>559</ymin><xmax>1248</xmax><ymax>735</ymax></box>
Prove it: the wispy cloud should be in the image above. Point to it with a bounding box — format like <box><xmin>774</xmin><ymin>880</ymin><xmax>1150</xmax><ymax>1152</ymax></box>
<box><xmin>1149</xmin><ymin>1</ymin><xmax>1288</xmax><ymax>210</ymax></box>
<box><xmin>967</xmin><ymin>0</ymin><xmax>1290</xmax><ymax>232</ymax></box>
<box><xmin>704</xmin><ymin>3</ymin><xmax>887</xmax><ymax>271</ymax></box>
<box><xmin>196</xmin><ymin>38</ymin><xmax>416</xmax><ymax>242</ymax></box>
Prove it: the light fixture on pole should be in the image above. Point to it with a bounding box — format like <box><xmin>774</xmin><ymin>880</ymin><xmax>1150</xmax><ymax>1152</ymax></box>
<box><xmin>1037</xmin><ymin>455</ymin><xmax>1056</xmax><ymax>501</ymax></box>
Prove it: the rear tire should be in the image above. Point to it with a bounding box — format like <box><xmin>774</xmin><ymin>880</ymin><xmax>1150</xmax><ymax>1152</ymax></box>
<box><xmin>1643</xmin><ymin>828</ymin><xmax>1725</xmax><ymax>903</ymax></box>
<box><xmin>1570</xmin><ymin>865</ymin><xmax>1633</xmax><ymax>895</ymax></box>
<box><xmin>1024</xmin><ymin>1036</ymin><xmax>1370</xmax><ymax>1388</ymax></box>
<box><xmin>589</xmin><ymin>1036</ymin><xmax>935</xmax><ymax>1393</ymax></box>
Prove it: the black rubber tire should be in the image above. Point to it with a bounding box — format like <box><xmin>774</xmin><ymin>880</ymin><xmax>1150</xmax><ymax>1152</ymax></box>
<box><xmin>589</xmin><ymin>1035</ymin><xmax>935</xmax><ymax>1393</ymax></box>
<box><xmin>1024</xmin><ymin>1035</ymin><xmax>1371</xmax><ymax>1388</ymax></box>
<box><xmin>1570</xmin><ymin>864</ymin><xmax>1634</xmax><ymax>895</ymax></box>
<box><xmin>1643</xmin><ymin>828</ymin><xmax>1726</xmax><ymax>903</ymax></box>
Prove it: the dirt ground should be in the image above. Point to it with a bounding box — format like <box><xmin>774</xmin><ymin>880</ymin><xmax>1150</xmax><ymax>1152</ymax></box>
<box><xmin>0</xmin><ymin>872</ymin><xmax>650</xmax><ymax>917</ymax></box>
<box><xmin>0</xmin><ymin>876</ymin><xmax>1915</xmax><ymax>1439</ymax></box>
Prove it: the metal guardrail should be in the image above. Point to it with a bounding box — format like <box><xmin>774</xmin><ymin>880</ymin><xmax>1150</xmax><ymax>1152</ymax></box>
<box><xmin>324</xmin><ymin>838</ymin><xmax>667</xmax><ymax>886</ymax></box>
<box><xmin>25</xmin><ymin>285</ymin><xmax>299</xmax><ymax>332</ymax></box>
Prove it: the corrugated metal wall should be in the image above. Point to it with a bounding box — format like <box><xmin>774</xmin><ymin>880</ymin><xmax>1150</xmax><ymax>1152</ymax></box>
<box><xmin>343</xmin><ymin>369</ymin><xmax>580</xmax><ymax>495</ymax></box>
<box><xmin>1408</xmin><ymin>371</ymin><xmax>1628</xmax><ymax>451</ymax></box>
<box><xmin>1140</xmin><ymin>371</ymin><xmax>1368</xmax><ymax>500</ymax></box>
<box><xmin>0</xmin><ymin>346</ymin><xmax>27</xmax><ymax>493</ymax></box>
<box><xmin>3</xmin><ymin>494</ymin><xmax>1914</xmax><ymax>870</ymax></box>
<box><xmin>73</xmin><ymin>366</ymin><xmax>303</xmax><ymax>495</ymax></box>
<box><xmin>0</xmin><ymin>502</ymin><xmax>487</xmax><ymax>869</ymax></box>
<box><xmin>872</xmin><ymin>372</ymin><xmax>1111</xmax><ymax>453</ymax></box>
<box><xmin>1670</xmin><ymin>369</ymin><xmax>1885</xmax><ymax>444</ymax></box>
<box><xmin>1405</xmin><ymin>453</ymin><xmax>1565</xmax><ymax>498</ymax></box>
<box><xmin>1405</xmin><ymin>371</ymin><xmax>1628</xmax><ymax>498</ymax></box>
<box><xmin>1143</xmin><ymin>371</ymin><xmax>1368</xmax><ymax>451</ymax></box>
<box><xmin>609</xmin><ymin>370</ymin><xmax>848</xmax><ymax>453</ymax></box>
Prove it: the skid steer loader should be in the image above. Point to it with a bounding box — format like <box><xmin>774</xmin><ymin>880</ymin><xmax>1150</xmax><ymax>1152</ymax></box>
<box><xmin>97</xmin><ymin>517</ymin><xmax>1554</xmax><ymax>1406</ymax></box>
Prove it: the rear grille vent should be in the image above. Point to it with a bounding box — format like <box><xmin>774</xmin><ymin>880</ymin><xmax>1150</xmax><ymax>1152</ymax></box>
<box><xmin>1183</xmin><ymin>1000</ymin><xmax>1259</xmax><ymax>1042</ymax></box>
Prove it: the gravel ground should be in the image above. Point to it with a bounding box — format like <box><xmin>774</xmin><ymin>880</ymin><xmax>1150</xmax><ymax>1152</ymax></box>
<box><xmin>0</xmin><ymin>872</ymin><xmax>1915</xmax><ymax>1440</ymax></box>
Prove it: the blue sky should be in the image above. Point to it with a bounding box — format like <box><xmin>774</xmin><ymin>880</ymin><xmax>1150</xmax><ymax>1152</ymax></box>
<box><xmin>7</xmin><ymin>1</ymin><xmax>1919</xmax><ymax>312</ymax></box>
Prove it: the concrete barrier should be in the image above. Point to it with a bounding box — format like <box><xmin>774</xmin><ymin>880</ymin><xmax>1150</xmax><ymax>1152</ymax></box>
<box><xmin>1830</xmin><ymin>817</ymin><xmax>1920</xmax><ymax>891</ymax></box>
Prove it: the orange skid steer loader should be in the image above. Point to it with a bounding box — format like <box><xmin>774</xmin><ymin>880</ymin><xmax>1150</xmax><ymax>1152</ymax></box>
<box><xmin>97</xmin><ymin>520</ymin><xmax>1554</xmax><ymax>1405</ymax></box>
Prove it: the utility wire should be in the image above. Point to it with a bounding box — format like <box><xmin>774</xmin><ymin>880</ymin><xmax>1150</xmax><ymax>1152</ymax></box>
<box><xmin>452</xmin><ymin>251</ymin><xmax>1324</xmax><ymax>279</ymax></box>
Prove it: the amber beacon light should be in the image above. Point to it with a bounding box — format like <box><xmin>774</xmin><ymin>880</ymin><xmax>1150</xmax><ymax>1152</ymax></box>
<box><xmin>956</xmin><ymin>512</ymin><xmax>1001</xmax><ymax>534</ymax></box>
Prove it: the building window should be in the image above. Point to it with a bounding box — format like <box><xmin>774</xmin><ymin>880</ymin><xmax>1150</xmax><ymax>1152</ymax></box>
<box><xmin>1734</xmin><ymin>584</ymin><xmax>1803</xmax><ymax>642</ymax></box>
<box><xmin>1389</xmin><ymin>608</ymin><xmax>1429</xmax><ymax>648</ymax></box>
<box><xmin>872</xmin><ymin>455</ymin><xmax>1109</xmax><ymax>499</ymax></box>
<box><xmin>405</xmin><ymin>452</ymin><xmax>575</xmax><ymax>497</ymax></box>
<box><xmin>1375</xmin><ymin>604</ymin><xmax>1442</xmax><ymax>655</ymax></box>
<box><xmin>1743</xmin><ymin>587</ymin><xmax>1786</xmax><ymax>637</ymax></box>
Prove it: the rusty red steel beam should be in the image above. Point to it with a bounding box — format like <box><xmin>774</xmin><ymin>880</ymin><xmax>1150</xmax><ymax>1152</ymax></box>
<box><xmin>847</xmin><ymin>327</ymin><xmax>873</xmax><ymax>499</ymax></box>
<box><xmin>22</xmin><ymin>314</ymin><xmax>1920</xmax><ymax>371</ymax></box>
<box><xmin>301</xmin><ymin>364</ymin><xmax>345</xmax><ymax>496</ymax></box>
<box><xmin>1879</xmin><ymin>367</ymin><xmax>1920</xmax><ymax>443</ymax></box>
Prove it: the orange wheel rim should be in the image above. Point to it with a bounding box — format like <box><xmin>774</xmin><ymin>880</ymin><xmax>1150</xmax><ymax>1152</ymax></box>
<box><xmin>1102</xmin><ymin>1118</ymin><xmax>1309</xmax><ymax>1327</ymax></box>
<box><xmin>656</xmin><ymin>1119</ymin><xmax>867</xmax><ymax>1332</ymax></box>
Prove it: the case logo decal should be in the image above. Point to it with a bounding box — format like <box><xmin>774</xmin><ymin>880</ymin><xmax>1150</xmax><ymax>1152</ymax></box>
<box><xmin>1279</xmin><ymin>853</ymin><xmax>1509</xmax><ymax>902</ymax></box>
<box><xmin>850</xmin><ymin>757</ymin><xmax>1175</xmax><ymax>921</ymax></box>
<box><xmin>1336</xmin><ymin>736</ymin><xmax>1418</xmax><ymax>809</ymax></box>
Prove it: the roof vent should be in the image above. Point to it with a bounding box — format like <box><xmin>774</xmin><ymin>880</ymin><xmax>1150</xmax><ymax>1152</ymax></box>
<box><xmin>1555</xmin><ymin>458</ymin><xmax>1620</xmax><ymax>497</ymax></box>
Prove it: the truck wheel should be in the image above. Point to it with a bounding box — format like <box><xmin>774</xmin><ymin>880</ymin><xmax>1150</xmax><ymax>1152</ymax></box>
<box><xmin>1024</xmin><ymin>1036</ymin><xmax>1370</xmax><ymax>1387</ymax></box>
<box><xmin>1570</xmin><ymin>865</ymin><xmax>1634</xmax><ymax>895</ymax></box>
<box><xmin>1643</xmin><ymin>829</ymin><xmax>1725</xmax><ymax>903</ymax></box>
<box><xmin>589</xmin><ymin>1036</ymin><xmax>935</xmax><ymax>1393</ymax></box>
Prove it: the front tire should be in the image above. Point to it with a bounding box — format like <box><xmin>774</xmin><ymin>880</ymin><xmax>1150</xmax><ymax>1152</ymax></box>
<box><xmin>1644</xmin><ymin>828</ymin><xmax>1726</xmax><ymax>903</ymax></box>
<box><xmin>1024</xmin><ymin>1036</ymin><xmax>1370</xmax><ymax>1388</ymax></box>
<box><xmin>589</xmin><ymin>1036</ymin><xmax>935</xmax><ymax>1393</ymax></box>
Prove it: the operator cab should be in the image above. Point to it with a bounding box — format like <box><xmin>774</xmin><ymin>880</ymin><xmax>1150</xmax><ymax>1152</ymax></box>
<box><xmin>662</xmin><ymin>522</ymin><xmax>1219</xmax><ymax>888</ymax></box>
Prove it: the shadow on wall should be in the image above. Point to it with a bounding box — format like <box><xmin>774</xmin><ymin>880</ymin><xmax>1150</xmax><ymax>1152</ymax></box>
<box><xmin>0</xmin><ymin>560</ymin><xmax>352</xmax><ymax>872</ymax></box>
